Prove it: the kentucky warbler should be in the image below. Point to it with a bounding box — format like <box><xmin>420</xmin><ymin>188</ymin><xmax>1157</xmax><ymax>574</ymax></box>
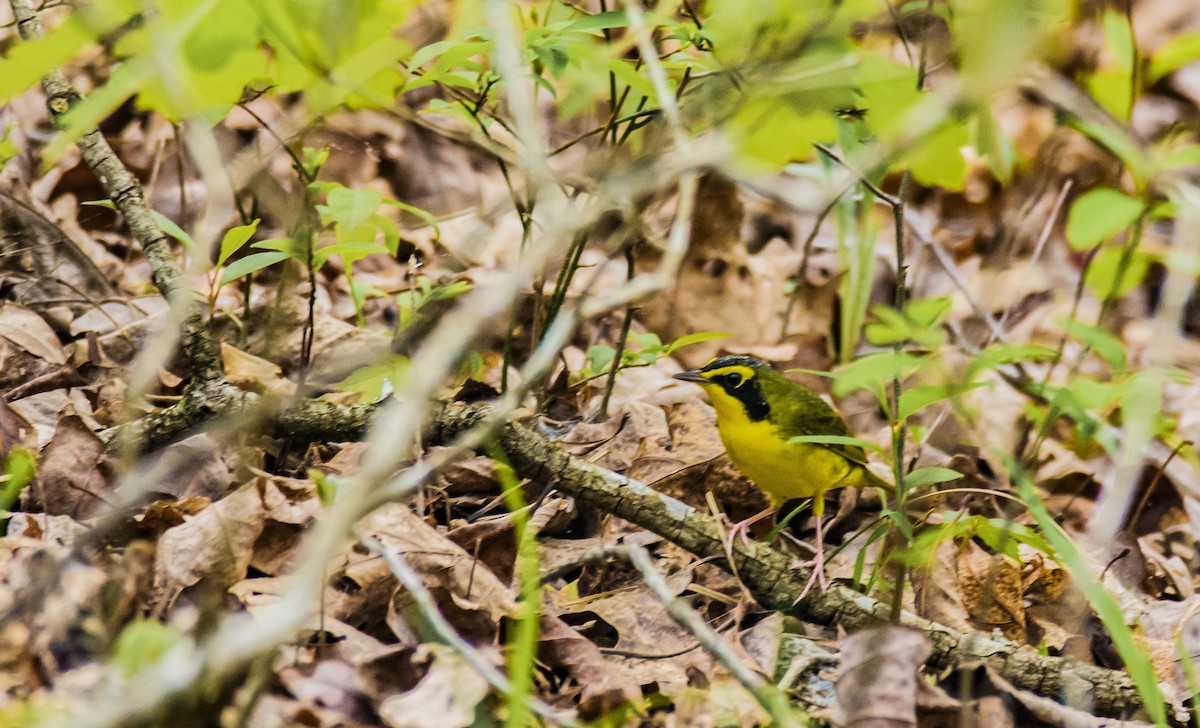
<box><xmin>673</xmin><ymin>355</ymin><xmax>889</xmax><ymax>593</ymax></box>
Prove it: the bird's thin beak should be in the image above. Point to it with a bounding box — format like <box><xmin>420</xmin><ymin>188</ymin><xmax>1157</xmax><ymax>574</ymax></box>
<box><xmin>672</xmin><ymin>370</ymin><xmax>708</xmax><ymax>384</ymax></box>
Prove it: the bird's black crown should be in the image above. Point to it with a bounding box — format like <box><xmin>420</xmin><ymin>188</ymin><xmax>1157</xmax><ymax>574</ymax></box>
<box><xmin>699</xmin><ymin>354</ymin><xmax>770</xmax><ymax>373</ymax></box>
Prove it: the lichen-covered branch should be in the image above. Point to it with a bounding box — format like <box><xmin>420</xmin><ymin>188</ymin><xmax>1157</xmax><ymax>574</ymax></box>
<box><xmin>103</xmin><ymin>385</ymin><xmax>376</xmax><ymax>451</ymax></box>
<box><xmin>425</xmin><ymin>400</ymin><xmax>1174</xmax><ymax>724</ymax></box>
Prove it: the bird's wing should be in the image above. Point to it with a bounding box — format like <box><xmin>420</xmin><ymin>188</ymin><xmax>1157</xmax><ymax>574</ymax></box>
<box><xmin>774</xmin><ymin>386</ymin><xmax>875</xmax><ymax>471</ymax></box>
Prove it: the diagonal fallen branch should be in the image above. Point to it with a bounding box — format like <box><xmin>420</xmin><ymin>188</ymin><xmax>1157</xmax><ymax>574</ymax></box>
<box><xmin>424</xmin><ymin>399</ymin><xmax>1179</xmax><ymax>724</ymax></box>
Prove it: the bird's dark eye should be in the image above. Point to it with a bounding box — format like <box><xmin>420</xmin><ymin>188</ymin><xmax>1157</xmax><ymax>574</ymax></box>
<box><xmin>725</xmin><ymin>373</ymin><xmax>742</xmax><ymax>386</ymax></box>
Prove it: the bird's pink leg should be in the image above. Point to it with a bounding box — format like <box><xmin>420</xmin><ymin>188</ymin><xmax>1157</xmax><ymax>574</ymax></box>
<box><xmin>795</xmin><ymin>514</ymin><xmax>828</xmax><ymax>600</ymax></box>
<box><xmin>721</xmin><ymin>505</ymin><xmax>777</xmax><ymax>551</ymax></box>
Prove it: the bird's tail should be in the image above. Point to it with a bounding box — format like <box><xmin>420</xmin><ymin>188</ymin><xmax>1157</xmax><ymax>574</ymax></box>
<box><xmin>859</xmin><ymin>465</ymin><xmax>895</xmax><ymax>491</ymax></box>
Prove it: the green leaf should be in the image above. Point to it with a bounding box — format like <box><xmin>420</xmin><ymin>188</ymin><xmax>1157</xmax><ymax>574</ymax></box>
<box><xmin>313</xmin><ymin>241</ymin><xmax>388</xmax><ymax>269</ymax></box>
<box><xmin>150</xmin><ymin>211</ymin><xmax>197</xmax><ymax>251</ymax></box>
<box><xmin>899</xmin><ymin>514</ymin><xmax>1053</xmax><ymax>565</ymax></box>
<box><xmin>955</xmin><ymin>0</ymin><xmax>1068</xmax><ymax>96</ymax></box>
<box><xmin>251</xmin><ymin>237</ymin><xmax>302</xmax><ymax>254</ymax></box>
<box><xmin>382</xmin><ymin>198</ymin><xmax>440</xmax><ymax>233</ymax></box>
<box><xmin>864</xmin><ymin>307</ymin><xmax>912</xmax><ymax>346</ymax></box>
<box><xmin>965</xmin><ymin>343</ymin><xmax>1057</xmax><ymax>379</ymax></box>
<box><xmin>972</xmin><ymin>105</ymin><xmax>1015</xmax><ymax>184</ymax></box>
<box><xmin>409</xmin><ymin>39</ymin><xmax>455</xmax><ymax>70</ymax></box>
<box><xmin>905</xmin><ymin>296</ymin><xmax>954</xmax><ymax>328</ymax></box>
<box><xmin>1147</xmin><ymin>201</ymin><xmax>1177</xmax><ymax>221</ymax></box>
<box><xmin>371</xmin><ymin>214</ymin><xmax>400</xmax><ymax>255</ymax></box>
<box><xmin>1084</xmin><ymin>246</ymin><xmax>1150</xmax><ymax>301</ymax></box>
<box><xmin>0</xmin><ymin>125</ymin><xmax>17</xmax><ymax>172</ymax></box>
<box><xmin>1066</xmin><ymin>188</ymin><xmax>1144</xmax><ymax>250</ymax></box>
<box><xmin>0</xmin><ymin>446</ymin><xmax>36</xmax><ymax>533</ymax></box>
<box><xmin>219</xmin><ymin>251</ymin><xmax>292</xmax><ymax>286</ymax></box>
<box><xmin>1148</xmin><ymin>30</ymin><xmax>1200</xmax><ymax>81</ymax></box>
<box><xmin>324</xmin><ymin>186</ymin><xmax>383</xmax><ymax>230</ymax></box>
<box><xmin>1086</xmin><ymin>69</ymin><xmax>1132</xmax><ymax>121</ymax></box>
<box><xmin>563</xmin><ymin>11</ymin><xmax>628</xmax><ymax>33</ymax></box>
<box><xmin>586</xmin><ymin>345</ymin><xmax>616</xmax><ymax>374</ymax></box>
<box><xmin>788</xmin><ymin>434</ymin><xmax>884</xmax><ymax>453</ymax></box>
<box><xmin>112</xmin><ymin>620</ymin><xmax>183</xmax><ymax>677</ymax></box>
<box><xmin>897</xmin><ymin>381</ymin><xmax>986</xmax><ymax>421</ymax></box>
<box><xmin>606</xmin><ymin>57</ymin><xmax>655</xmax><ymax>98</ymax></box>
<box><xmin>532</xmin><ymin>43</ymin><xmax>570</xmax><ymax>79</ymax></box>
<box><xmin>1103</xmin><ymin>10</ymin><xmax>1134</xmax><ymax>75</ymax></box>
<box><xmin>902</xmin><ymin>466</ymin><xmax>962</xmax><ymax>489</ymax></box>
<box><xmin>727</xmin><ymin>97</ymin><xmax>837</xmax><ymax>172</ymax></box>
<box><xmin>337</xmin><ymin>355</ymin><xmax>409</xmax><ymax>401</ymax></box>
<box><xmin>630</xmin><ymin>332</ymin><xmax>663</xmax><ymax>352</ymax></box>
<box><xmin>907</xmin><ymin>120</ymin><xmax>970</xmax><ymax>190</ymax></box>
<box><xmin>865</xmin><ymin>297</ymin><xmax>952</xmax><ymax>348</ymax></box>
<box><xmin>1056</xmin><ymin>317</ymin><xmax>1126</xmax><ymax>374</ymax></box>
<box><xmin>831</xmin><ymin>350</ymin><xmax>926</xmax><ymax>400</ymax></box>
<box><xmin>309</xmin><ymin>469</ymin><xmax>339</xmax><ymax>506</ymax></box>
<box><xmin>429</xmin><ymin>281</ymin><xmax>472</xmax><ymax>301</ymax></box>
<box><xmin>216</xmin><ymin>220</ymin><xmax>260</xmax><ymax>267</ymax></box>
<box><xmin>974</xmin><ymin>519</ymin><xmax>1055</xmax><ymax>560</ymax></box>
<box><xmin>1068</xmin><ymin>376</ymin><xmax>1118</xmax><ymax>411</ymax></box>
<box><xmin>0</xmin><ymin>17</ymin><xmax>99</xmax><ymax>104</ymax></box>
<box><xmin>301</xmin><ymin>147</ymin><xmax>329</xmax><ymax>178</ymax></box>
<box><xmin>666</xmin><ymin>331</ymin><xmax>731</xmax><ymax>353</ymax></box>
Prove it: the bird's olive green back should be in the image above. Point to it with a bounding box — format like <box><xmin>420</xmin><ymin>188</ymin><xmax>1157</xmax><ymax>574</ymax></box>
<box><xmin>751</xmin><ymin>366</ymin><xmax>873</xmax><ymax>470</ymax></box>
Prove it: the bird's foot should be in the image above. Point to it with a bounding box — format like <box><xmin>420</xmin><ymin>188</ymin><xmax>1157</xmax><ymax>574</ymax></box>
<box><xmin>720</xmin><ymin>513</ymin><xmax>756</xmax><ymax>551</ymax></box>
<box><xmin>791</xmin><ymin>554</ymin><xmax>828</xmax><ymax>601</ymax></box>
<box><xmin>718</xmin><ymin>506</ymin><xmax>778</xmax><ymax>552</ymax></box>
<box><xmin>792</xmin><ymin>515</ymin><xmax>828</xmax><ymax>602</ymax></box>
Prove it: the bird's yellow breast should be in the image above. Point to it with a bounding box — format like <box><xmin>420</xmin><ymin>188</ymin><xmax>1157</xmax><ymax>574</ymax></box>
<box><xmin>706</xmin><ymin>384</ymin><xmax>855</xmax><ymax>515</ymax></box>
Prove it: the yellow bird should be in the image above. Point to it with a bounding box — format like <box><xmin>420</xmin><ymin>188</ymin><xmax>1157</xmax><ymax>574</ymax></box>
<box><xmin>673</xmin><ymin>355</ymin><xmax>889</xmax><ymax>593</ymax></box>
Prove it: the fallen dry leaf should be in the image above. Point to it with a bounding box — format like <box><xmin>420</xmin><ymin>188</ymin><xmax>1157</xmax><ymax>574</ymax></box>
<box><xmin>446</xmin><ymin>515</ymin><xmax>517</xmax><ymax>585</ymax></box>
<box><xmin>360</xmin><ymin>502</ymin><xmax>517</xmax><ymax>623</ymax></box>
<box><xmin>154</xmin><ymin>478</ymin><xmax>271</xmax><ymax>609</ymax></box>
<box><xmin>221</xmin><ymin>341</ymin><xmax>296</xmax><ymax>396</ymax></box>
<box><xmin>916</xmin><ymin>534</ymin><xmax>974</xmax><ymax>638</ymax></box>
<box><xmin>6</xmin><ymin>512</ymin><xmax>90</xmax><ymax>549</ymax></box>
<box><xmin>29</xmin><ymin>412</ymin><xmax>113</xmax><ymax>519</ymax></box>
<box><xmin>0</xmin><ymin>302</ymin><xmax>67</xmax><ymax>366</ymax></box>
<box><xmin>538</xmin><ymin>612</ymin><xmax>640</xmax><ymax>718</ymax></box>
<box><xmin>835</xmin><ymin>626</ymin><xmax>931</xmax><ymax>728</ymax></box>
<box><xmin>132</xmin><ymin>497</ymin><xmax>213</xmax><ymax>539</ymax></box>
<box><xmin>552</xmin><ymin>572</ymin><xmax>714</xmax><ymax>695</ymax></box>
<box><xmin>278</xmin><ymin>659</ymin><xmax>377</xmax><ymax>725</ymax></box>
<box><xmin>0</xmin><ymin>399</ymin><xmax>35</xmax><ymax>459</ymax></box>
<box><xmin>68</xmin><ymin>297</ymin><xmax>170</xmax><ymax>366</ymax></box>
<box><xmin>956</xmin><ymin>540</ymin><xmax>1027</xmax><ymax>641</ymax></box>
<box><xmin>377</xmin><ymin>644</ymin><xmax>489</xmax><ymax>728</ymax></box>
<box><xmin>672</xmin><ymin>674</ymin><xmax>770</xmax><ymax>728</ymax></box>
<box><xmin>134</xmin><ymin>433</ymin><xmax>237</xmax><ymax>502</ymax></box>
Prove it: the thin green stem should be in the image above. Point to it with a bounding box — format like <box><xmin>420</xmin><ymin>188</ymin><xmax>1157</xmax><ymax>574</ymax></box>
<box><xmin>888</xmin><ymin>170</ymin><xmax>912</xmax><ymax>625</ymax></box>
<box><xmin>488</xmin><ymin>443</ymin><xmax>541</xmax><ymax>728</ymax></box>
<box><xmin>541</xmin><ymin>230</ymin><xmax>589</xmax><ymax>340</ymax></box>
<box><xmin>597</xmin><ymin>248</ymin><xmax>637</xmax><ymax>420</ymax></box>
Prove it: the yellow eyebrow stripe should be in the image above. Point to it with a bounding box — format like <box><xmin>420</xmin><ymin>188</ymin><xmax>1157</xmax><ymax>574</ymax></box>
<box><xmin>700</xmin><ymin>364</ymin><xmax>756</xmax><ymax>383</ymax></box>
